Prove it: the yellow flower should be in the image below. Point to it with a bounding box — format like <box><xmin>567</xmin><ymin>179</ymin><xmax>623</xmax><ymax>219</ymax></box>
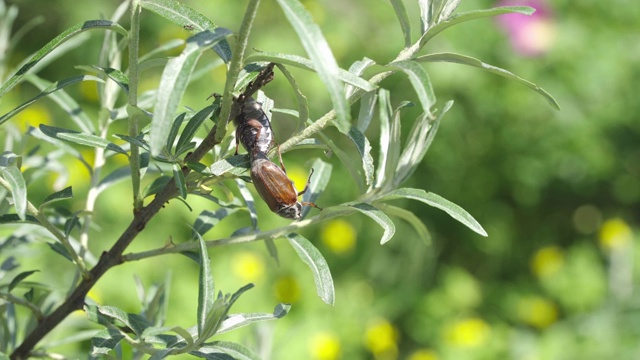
<box><xmin>530</xmin><ymin>246</ymin><xmax>564</xmax><ymax>279</ymax></box>
<box><xmin>599</xmin><ymin>218</ymin><xmax>633</xmax><ymax>251</ymax></box>
<box><xmin>443</xmin><ymin>317</ymin><xmax>490</xmax><ymax>348</ymax></box>
<box><xmin>308</xmin><ymin>332</ymin><xmax>341</xmax><ymax>360</ymax></box>
<box><xmin>365</xmin><ymin>319</ymin><xmax>398</xmax><ymax>358</ymax></box>
<box><xmin>232</xmin><ymin>251</ymin><xmax>265</xmax><ymax>283</ymax></box>
<box><xmin>273</xmin><ymin>275</ymin><xmax>300</xmax><ymax>303</ymax></box>
<box><xmin>408</xmin><ymin>349</ymin><xmax>438</xmax><ymax>360</ymax></box>
<box><xmin>516</xmin><ymin>296</ymin><xmax>558</xmax><ymax>329</ymax></box>
<box><xmin>321</xmin><ymin>219</ymin><xmax>356</xmax><ymax>254</ymax></box>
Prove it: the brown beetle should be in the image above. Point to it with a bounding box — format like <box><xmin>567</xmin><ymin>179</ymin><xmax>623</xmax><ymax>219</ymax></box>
<box><xmin>250</xmin><ymin>150</ymin><xmax>321</xmax><ymax>219</ymax></box>
<box><xmin>234</xmin><ymin>97</ymin><xmax>274</xmax><ymax>155</ymax></box>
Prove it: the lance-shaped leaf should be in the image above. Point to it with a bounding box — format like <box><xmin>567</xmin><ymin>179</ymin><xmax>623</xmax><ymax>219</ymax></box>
<box><xmin>210</xmin><ymin>155</ymin><xmax>250</xmax><ymax>177</ymax></box>
<box><xmin>1</xmin><ymin>165</ymin><xmax>27</xmax><ymax>220</ymax></box>
<box><xmin>175</xmin><ymin>104</ymin><xmax>217</xmax><ymax>156</ymax></box>
<box><xmin>395</xmin><ymin>100</ymin><xmax>452</xmax><ymax>187</ymax></box>
<box><xmin>0</xmin><ymin>75</ymin><xmax>105</xmax><ymax>126</ymax></box>
<box><xmin>198</xmin><ymin>284</ymin><xmax>254</xmax><ymax>343</ymax></box>
<box><xmin>192</xmin><ymin>209</ymin><xmax>238</xmax><ymax>238</ymax></box>
<box><xmin>378</xmin><ymin>204</ymin><xmax>432</xmax><ymax>245</ymax></box>
<box><xmin>190</xmin><ymin>341</ymin><xmax>260</xmax><ymax>360</ymax></box>
<box><xmin>275</xmin><ymin>63</ymin><xmax>309</xmax><ymax>133</ymax></box>
<box><xmin>150</xmin><ymin>28</ymin><xmax>232</xmax><ymax>156</ymax></box>
<box><xmin>286</xmin><ymin>233</ymin><xmax>335</xmax><ymax>305</ymax></box>
<box><xmin>348</xmin><ymin>127</ymin><xmax>374</xmax><ymax>189</ymax></box>
<box><xmin>140</xmin><ymin>0</ymin><xmax>232</xmax><ymax>62</ymax></box>
<box><xmin>374</xmin><ymin>89</ymin><xmax>392</xmax><ymax>189</ymax></box>
<box><xmin>390</xmin><ymin>0</ymin><xmax>412</xmax><ymax>48</ymax></box>
<box><xmin>39</xmin><ymin>124</ymin><xmax>127</xmax><ymax>155</ymax></box>
<box><xmin>416</xmin><ymin>52</ymin><xmax>559</xmax><ymax>109</ymax></box>
<box><xmin>379</xmin><ymin>188</ymin><xmax>487</xmax><ymax>236</ymax></box>
<box><xmin>196</xmin><ymin>232</ymin><xmax>215</xmax><ymax>336</ymax></box>
<box><xmin>76</xmin><ymin>65</ymin><xmax>130</xmax><ymax>93</ymax></box>
<box><xmin>90</xmin><ymin>328</ymin><xmax>124</xmax><ymax>356</ymax></box>
<box><xmin>356</xmin><ymin>90</ymin><xmax>377</xmax><ymax>132</ymax></box>
<box><xmin>349</xmin><ymin>203</ymin><xmax>396</xmax><ymax>244</ymax></box>
<box><xmin>40</xmin><ymin>187</ymin><xmax>73</xmax><ymax>209</ymax></box>
<box><xmin>259</xmin><ymin>0</ymin><xmax>351</xmax><ymax>132</ymax></box>
<box><xmin>8</xmin><ymin>270</ymin><xmax>39</xmax><ymax>292</ymax></box>
<box><xmin>217</xmin><ymin>303</ymin><xmax>291</xmax><ymax>334</ymax></box>
<box><xmin>420</xmin><ymin>6</ymin><xmax>534</xmax><ymax>47</ymax></box>
<box><xmin>300</xmin><ymin>158</ymin><xmax>332</xmax><ymax>219</ymax></box>
<box><xmin>388</xmin><ymin>60</ymin><xmax>436</xmax><ymax>116</ymax></box>
<box><xmin>173</xmin><ymin>163</ymin><xmax>187</xmax><ymax>199</ymax></box>
<box><xmin>345</xmin><ymin>57</ymin><xmax>376</xmax><ymax>99</ymax></box>
<box><xmin>26</xmin><ymin>74</ymin><xmax>95</xmax><ymax>133</ymax></box>
<box><xmin>439</xmin><ymin>0</ymin><xmax>462</xmax><ymax>22</ymax></box>
<box><xmin>0</xmin><ymin>20</ymin><xmax>127</xmax><ymax>98</ymax></box>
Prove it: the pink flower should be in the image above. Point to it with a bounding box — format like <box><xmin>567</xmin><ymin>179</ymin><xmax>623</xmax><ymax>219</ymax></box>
<box><xmin>497</xmin><ymin>0</ymin><xmax>556</xmax><ymax>56</ymax></box>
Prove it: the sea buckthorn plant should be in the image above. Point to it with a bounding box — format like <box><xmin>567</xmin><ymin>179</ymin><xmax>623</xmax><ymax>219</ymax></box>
<box><xmin>0</xmin><ymin>0</ymin><xmax>557</xmax><ymax>358</ymax></box>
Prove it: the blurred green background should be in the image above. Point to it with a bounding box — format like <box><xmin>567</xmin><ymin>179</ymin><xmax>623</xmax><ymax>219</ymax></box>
<box><xmin>2</xmin><ymin>0</ymin><xmax>639</xmax><ymax>359</ymax></box>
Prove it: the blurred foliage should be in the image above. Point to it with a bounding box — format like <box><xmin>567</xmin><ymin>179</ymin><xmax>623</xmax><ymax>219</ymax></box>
<box><xmin>1</xmin><ymin>0</ymin><xmax>639</xmax><ymax>359</ymax></box>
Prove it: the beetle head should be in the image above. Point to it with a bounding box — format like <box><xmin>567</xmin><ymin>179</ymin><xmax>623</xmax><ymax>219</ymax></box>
<box><xmin>277</xmin><ymin>202</ymin><xmax>303</xmax><ymax>220</ymax></box>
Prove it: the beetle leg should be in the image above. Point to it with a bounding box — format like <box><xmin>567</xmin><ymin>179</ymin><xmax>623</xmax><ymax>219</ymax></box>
<box><xmin>276</xmin><ymin>144</ymin><xmax>287</xmax><ymax>173</ymax></box>
<box><xmin>301</xmin><ymin>201</ymin><xmax>323</xmax><ymax>211</ymax></box>
<box><xmin>297</xmin><ymin>168</ymin><xmax>315</xmax><ymax>196</ymax></box>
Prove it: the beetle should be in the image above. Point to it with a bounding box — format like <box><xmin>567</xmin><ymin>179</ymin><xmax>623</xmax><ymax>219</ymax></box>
<box><xmin>234</xmin><ymin>96</ymin><xmax>275</xmax><ymax>155</ymax></box>
<box><xmin>250</xmin><ymin>149</ymin><xmax>321</xmax><ymax>219</ymax></box>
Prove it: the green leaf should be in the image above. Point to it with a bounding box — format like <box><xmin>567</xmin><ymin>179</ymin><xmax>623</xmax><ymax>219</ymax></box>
<box><xmin>0</xmin><ymin>20</ymin><xmax>127</xmax><ymax>98</ymax></box>
<box><xmin>275</xmin><ymin>63</ymin><xmax>309</xmax><ymax>133</ymax></box>
<box><xmin>8</xmin><ymin>270</ymin><xmax>39</xmax><ymax>292</ymax></box>
<box><xmin>234</xmin><ymin>179</ymin><xmax>259</xmax><ymax>232</ymax></box>
<box><xmin>378</xmin><ymin>204</ymin><xmax>431</xmax><ymax>245</ymax></box>
<box><xmin>217</xmin><ymin>303</ymin><xmax>291</xmax><ymax>334</ymax></box>
<box><xmin>173</xmin><ymin>163</ymin><xmax>187</xmax><ymax>199</ymax></box>
<box><xmin>349</xmin><ymin>203</ymin><xmax>396</xmax><ymax>244</ymax></box>
<box><xmin>25</xmin><ymin>74</ymin><xmax>95</xmax><ymax>133</ymax></box>
<box><xmin>356</xmin><ymin>90</ymin><xmax>377</xmax><ymax>132</ymax></box>
<box><xmin>210</xmin><ymin>155</ymin><xmax>250</xmax><ymax>177</ymax></box>
<box><xmin>166</xmin><ymin>112</ymin><xmax>187</xmax><ymax>152</ymax></box>
<box><xmin>395</xmin><ymin>100</ymin><xmax>452</xmax><ymax>186</ymax></box>
<box><xmin>1</xmin><ymin>166</ymin><xmax>27</xmax><ymax>220</ymax></box>
<box><xmin>0</xmin><ymin>75</ymin><xmax>105</xmax><ymax>127</ymax></box>
<box><xmin>140</xmin><ymin>0</ymin><xmax>232</xmax><ymax>62</ymax></box>
<box><xmin>192</xmin><ymin>341</ymin><xmax>261</xmax><ymax>360</ymax></box>
<box><xmin>274</xmin><ymin>0</ymin><xmax>350</xmax><ymax>133</ymax></box>
<box><xmin>40</xmin><ymin>186</ymin><xmax>73</xmax><ymax>209</ymax></box>
<box><xmin>149</xmin><ymin>28</ymin><xmax>232</xmax><ymax>156</ymax></box>
<box><xmin>76</xmin><ymin>65</ymin><xmax>129</xmax><ymax>93</ymax></box>
<box><xmin>39</xmin><ymin>124</ymin><xmax>127</xmax><ymax>155</ymax></box>
<box><xmin>374</xmin><ymin>89</ymin><xmax>392</xmax><ymax>189</ymax></box>
<box><xmin>379</xmin><ymin>188</ymin><xmax>488</xmax><ymax>236</ymax></box>
<box><xmin>246</xmin><ymin>52</ymin><xmax>377</xmax><ymax>93</ymax></box>
<box><xmin>175</xmin><ymin>104</ymin><xmax>216</xmax><ymax>155</ymax></box>
<box><xmin>345</xmin><ymin>57</ymin><xmax>376</xmax><ymax>99</ymax></box>
<box><xmin>390</xmin><ymin>0</ymin><xmax>412</xmax><ymax>48</ymax></box>
<box><xmin>90</xmin><ymin>328</ymin><xmax>124</xmax><ymax>356</ymax></box>
<box><xmin>387</xmin><ymin>60</ymin><xmax>436</xmax><ymax>115</ymax></box>
<box><xmin>286</xmin><ymin>233</ymin><xmax>334</xmax><ymax>305</ymax></box>
<box><xmin>196</xmin><ymin>232</ymin><xmax>215</xmax><ymax>336</ymax></box>
<box><xmin>439</xmin><ymin>0</ymin><xmax>462</xmax><ymax>22</ymax></box>
<box><xmin>300</xmin><ymin>158</ymin><xmax>332</xmax><ymax>219</ymax></box>
<box><xmin>416</xmin><ymin>52</ymin><xmax>560</xmax><ymax>109</ymax></box>
<box><xmin>348</xmin><ymin>127</ymin><xmax>374</xmax><ymax>188</ymax></box>
<box><xmin>97</xmin><ymin>306</ymin><xmax>153</xmax><ymax>336</ymax></box>
<box><xmin>420</xmin><ymin>6</ymin><xmax>535</xmax><ymax>46</ymax></box>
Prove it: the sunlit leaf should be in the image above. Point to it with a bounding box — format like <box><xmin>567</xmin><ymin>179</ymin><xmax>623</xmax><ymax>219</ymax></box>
<box><xmin>217</xmin><ymin>303</ymin><xmax>291</xmax><ymax>334</ymax></box>
<box><xmin>196</xmin><ymin>232</ymin><xmax>215</xmax><ymax>336</ymax></box>
<box><xmin>349</xmin><ymin>203</ymin><xmax>396</xmax><ymax>244</ymax></box>
<box><xmin>416</xmin><ymin>52</ymin><xmax>560</xmax><ymax>109</ymax></box>
<box><xmin>390</xmin><ymin>0</ymin><xmax>411</xmax><ymax>47</ymax></box>
<box><xmin>39</xmin><ymin>124</ymin><xmax>127</xmax><ymax>155</ymax></box>
<box><xmin>1</xmin><ymin>166</ymin><xmax>27</xmax><ymax>220</ymax></box>
<box><xmin>286</xmin><ymin>233</ymin><xmax>335</xmax><ymax>305</ymax></box>
<box><xmin>379</xmin><ymin>188</ymin><xmax>487</xmax><ymax>236</ymax></box>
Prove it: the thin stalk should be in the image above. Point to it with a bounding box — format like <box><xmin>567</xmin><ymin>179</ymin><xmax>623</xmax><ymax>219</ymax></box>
<box><xmin>214</xmin><ymin>0</ymin><xmax>262</xmax><ymax>143</ymax></box>
<box><xmin>128</xmin><ymin>0</ymin><xmax>143</xmax><ymax>210</ymax></box>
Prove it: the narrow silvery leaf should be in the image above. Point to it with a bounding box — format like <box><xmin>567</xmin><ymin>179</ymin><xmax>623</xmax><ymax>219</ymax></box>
<box><xmin>90</xmin><ymin>329</ymin><xmax>124</xmax><ymax>355</ymax></box>
<box><xmin>390</xmin><ymin>0</ymin><xmax>412</xmax><ymax>48</ymax></box>
<box><xmin>388</xmin><ymin>60</ymin><xmax>436</xmax><ymax>116</ymax></box>
<box><xmin>350</xmin><ymin>203</ymin><xmax>396</xmax><ymax>244</ymax></box>
<box><xmin>380</xmin><ymin>188</ymin><xmax>487</xmax><ymax>236</ymax></box>
<box><xmin>286</xmin><ymin>233</ymin><xmax>335</xmax><ymax>305</ymax></box>
<box><xmin>8</xmin><ymin>270</ymin><xmax>39</xmax><ymax>292</ymax></box>
<box><xmin>415</xmin><ymin>53</ymin><xmax>559</xmax><ymax>109</ymax></box>
<box><xmin>356</xmin><ymin>91</ymin><xmax>377</xmax><ymax>133</ymax></box>
<box><xmin>173</xmin><ymin>163</ymin><xmax>187</xmax><ymax>199</ymax></box>
<box><xmin>274</xmin><ymin>0</ymin><xmax>350</xmax><ymax>133</ymax></box>
<box><xmin>418</xmin><ymin>0</ymin><xmax>432</xmax><ymax>33</ymax></box>
<box><xmin>190</xmin><ymin>341</ymin><xmax>260</xmax><ymax>360</ymax></box>
<box><xmin>246</xmin><ymin>52</ymin><xmax>377</xmax><ymax>93</ymax></box>
<box><xmin>1</xmin><ymin>166</ymin><xmax>27</xmax><ymax>220</ymax></box>
<box><xmin>395</xmin><ymin>100</ymin><xmax>452</xmax><ymax>186</ymax></box>
<box><xmin>420</xmin><ymin>6</ymin><xmax>535</xmax><ymax>47</ymax></box>
<box><xmin>348</xmin><ymin>127</ymin><xmax>374</xmax><ymax>188</ymax></box>
<box><xmin>378</xmin><ymin>204</ymin><xmax>432</xmax><ymax>245</ymax></box>
<box><xmin>275</xmin><ymin>63</ymin><xmax>309</xmax><ymax>133</ymax></box>
<box><xmin>234</xmin><ymin>180</ymin><xmax>259</xmax><ymax>229</ymax></box>
<box><xmin>300</xmin><ymin>158</ymin><xmax>332</xmax><ymax>219</ymax></box>
<box><xmin>97</xmin><ymin>306</ymin><xmax>152</xmax><ymax>336</ymax></box>
<box><xmin>140</xmin><ymin>0</ymin><xmax>232</xmax><ymax>61</ymax></box>
<box><xmin>76</xmin><ymin>65</ymin><xmax>129</xmax><ymax>93</ymax></box>
<box><xmin>150</xmin><ymin>28</ymin><xmax>232</xmax><ymax>156</ymax></box>
<box><xmin>166</xmin><ymin>113</ymin><xmax>187</xmax><ymax>153</ymax></box>
<box><xmin>374</xmin><ymin>89</ymin><xmax>392</xmax><ymax>189</ymax></box>
<box><xmin>439</xmin><ymin>0</ymin><xmax>462</xmax><ymax>21</ymax></box>
<box><xmin>40</xmin><ymin>186</ymin><xmax>73</xmax><ymax>208</ymax></box>
<box><xmin>196</xmin><ymin>232</ymin><xmax>215</xmax><ymax>336</ymax></box>
<box><xmin>382</xmin><ymin>102</ymin><xmax>406</xmax><ymax>190</ymax></box>
<box><xmin>0</xmin><ymin>75</ymin><xmax>105</xmax><ymax>127</ymax></box>
<box><xmin>0</xmin><ymin>20</ymin><xmax>127</xmax><ymax>98</ymax></box>
<box><xmin>346</xmin><ymin>57</ymin><xmax>376</xmax><ymax>98</ymax></box>
<box><xmin>39</xmin><ymin>124</ymin><xmax>127</xmax><ymax>155</ymax></box>
<box><xmin>217</xmin><ymin>303</ymin><xmax>291</xmax><ymax>334</ymax></box>
<box><xmin>26</xmin><ymin>74</ymin><xmax>95</xmax><ymax>133</ymax></box>
<box><xmin>176</xmin><ymin>104</ymin><xmax>216</xmax><ymax>154</ymax></box>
